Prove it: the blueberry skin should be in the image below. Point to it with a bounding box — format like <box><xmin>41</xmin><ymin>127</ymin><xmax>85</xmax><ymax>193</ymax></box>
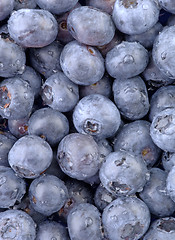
<box><xmin>105</xmin><ymin>41</ymin><xmax>149</xmax><ymax>79</ymax></box>
<box><xmin>57</xmin><ymin>133</ymin><xmax>100</xmax><ymax>180</ymax></box>
<box><xmin>102</xmin><ymin>196</ymin><xmax>150</xmax><ymax>240</ymax></box>
<box><xmin>0</xmin><ymin>131</ymin><xmax>16</xmax><ymax>167</ymax></box>
<box><xmin>0</xmin><ymin>209</ymin><xmax>36</xmax><ymax>240</ymax></box>
<box><xmin>8</xmin><ymin>117</ymin><xmax>29</xmax><ymax>138</ymax></box>
<box><xmin>36</xmin><ymin>221</ymin><xmax>70</xmax><ymax>240</ymax></box>
<box><xmin>0</xmin><ymin>0</ymin><xmax>14</xmax><ymax>21</ymax></box>
<box><xmin>14</xmin><ymin>0</ymin><xmax>37</xmax><ymax>10</ymax></box>
<box><xmin>143</xmin><ymin>217</ymin><xmax>175</xmax><ymax>240</ymax></box>
<box><xmin>29</xmin><ymin>41</ymin><xmax>63</xmax><ymax>78</ymax></box>
<box><xmin>112</xmin><ymin>76</ymin><xmax>149</xmax><ymax>120</ymax></box>
<box><xmin>41</xmin><ymin>71</ymin><xmax>79</xmax><ymax>113</ymax></box>
<box><xmin>36</xmin><ymin>0</ymin><xmax>78</xmax><ymax>15</ymax></box>
<box><xmin>29</xmin><ymin>174</ymin><xmax>68</xmax><ymax>216</ymax></box>
<box><xmin>162</xmin><ymin>151</ymin><xmax>175</xmax><ymax>172</ymax></box>
<box><xmin>8</xmin><ymin>135</ymin><xmax>53</xmax><ymax>179</ymax></box>
<box><xmin>167</xmin><ymin>14</ymin><xmax>175</xmax><ymax>26</ymax></box>
<box><xmin>0</xmin><ymin>37</ymin><xmax>26</xmax><ymax>78</ymax></box>
<box><xmin>60</xmin><ymin>40</ymin><xmax>105</xmax><ymax>86</ymax></box>
<box><xmin>114</xmin><ymin>120</ymin><xmax>161</xmax><ymax>168</ymax></box>
<box><xmin>112</xmin><ymin>0</ymin><xmax>160</xmax><ymax>35</ymax></box>
<box><xmin>166</xmin><ymin>166</ymin><xmax>175</xmax><ymax>202</ymax></box>
<box><xmin>73</xmin><ymin>94</ymin><xmax>121</xmax><ymax>140</ymax></box>
<box><xmin>125</xmin><ymin>22</ymin><xmax>163</xmax><ymax>49</ymax></box>
<box><xmin>67</xmin><ymin>6</ymin><xmax>115</xmax><ymax>46</ymax></box>
<box><xmin>28</xmin><ymin>107</ymin><xmax>69</xmax><ymax>146</ymax></box>
<box><xmin>139</xmin><ymin>168</ymin><xmax>175</xmax><ymax>217</ymax></box>
<box><xmin>149</xmin><ymin>85</ymin><xmax>175</xmax><ymax>122</ymax></box>
<box><xmin>152</xmin><ymin>26</ymin><xmax>175</xmax><ymax>79</ymax></box>
<box><xmin>86</xmin><ymin>0</ymin><xmax>116</xmax><ymax>14</ymax></box>
<box><xmin>150</xmin><ymin>108</ymin><xmax>175</xmax><ymax>152</ymax></box>
<box><xmin>58</xmin><ymin>178</ymin><xmax>93</xmax><ymax>221</ymax></box>
<box><xmin>94</xmin><ymin>184</ymin><xmax>117</xmax><ymax>211</ymax></box>
<box><xmin>143</xmin><ymin>54</ymin><xmax>174</xmax><ymax>88</ymax></box>
<box><xmin>0</xmin><ymin>166</ymin><xmax>26</xmax><ymax>208</ymax></box>
<box><xmin>8</xmin><ymin>9</ymin><xmax>58</xmax><ymax>48</ymax></box>
<box><xmin>99</xmin><ymin>151</ymin><xmax>149</xmax><ymax>196</ymax></box>
<box><xmin>79</xmin><ymin>74</ymin><xmax>112</xmax><ymax>98</ymax></box>
<box><xmin>158</xmin><ymin>0</ymin><xmax>175</xmax><ymax>14</ymax></box>
<box><xmin>67</xmin><ymin>203</ymin><xmax>103</xmax><ymax>240</ymax></box>
<box><xmin>0</xmin><ymin>78</ymin><xmax>34</xmax><ymax>120</ymax></box>
<box><xmin>17</xmin><ymin>66</ymin><xmax>42</xmax><ymax>98</ymax></box>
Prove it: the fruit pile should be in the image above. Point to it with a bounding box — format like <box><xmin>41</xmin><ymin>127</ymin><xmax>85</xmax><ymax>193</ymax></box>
<box><xmin>0</xmin><ymin>0</ymin><xmax>175</xmax><ymax>239</ymax></box>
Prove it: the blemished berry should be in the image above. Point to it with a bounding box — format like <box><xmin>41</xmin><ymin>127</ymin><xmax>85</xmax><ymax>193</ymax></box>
<box><xmin>143</xmin><ymin>217</ymin><xmax>175</xmax><ymax>240</ymax></box>
<box><xmin>0</xmin><ymin>78</ymin><xmax>34</xmax><ymax>120</ymax></box>
<box><xmin>0</xmin><ymin>209</ymin><xmax>36</xmax><ymax>240</ymax></box>
<box><xmin>8</xmin><ymin>9</ymin><xmax>58</xmax><ymax>48</ymax></box>
<box><xmin>60</xmin><ymin>40</ymin><xmax>105</xmax><ymax>86</ymax></box>
<box><xmin>8</xmin><ymin>135</ymin><xmax>53</xmax><ymax>179</ymax></box>
<box><xmin>67</xmin><ymin>6</ymin><xmax>115</xmax><ymax>46</ymax></box>
<box><xmin>8</xmin><ymin>117</ymin><xmax>29</xmax><ymax>138</ymax></box>
<box><xmin>102</xmin><ymin>196</ymin><xmax>151</xmax><ymax>240</ymax></box>
<box><xmin>73</xmin><ymin>94</ymin><xmax>121</xmax><ymax>140</ymax></box>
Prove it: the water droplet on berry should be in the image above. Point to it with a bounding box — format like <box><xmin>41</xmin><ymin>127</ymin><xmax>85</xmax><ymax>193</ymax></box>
<box><xmin>0</xmin><ymin>176</ymin><xmax>6</xmax><ymax>185</ymax></box>
<box><xmin>161</xmin><ymin>52</ymin><xmax>167</xmax><ymax>60</ymax></box>
<box><xmin>85</xmin><ymin>217</ymin><xmax>93</xmax><ymax>227</ymax></box>
<box><xmin>142</xmin><ymin>4</ymin><xmax>148</xmax><ymax>10</ymax></box>
<box><xmin>123</xmin><ymin>55</ymin><xmax>134</xmax><ymax>64</ymax></box>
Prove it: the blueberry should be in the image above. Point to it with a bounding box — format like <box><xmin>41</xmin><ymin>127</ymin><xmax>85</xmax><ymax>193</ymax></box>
<box><xmin>73</xmin><ymin>94</ymin><xmax>121</xmax><ymax>139</ymax></box>
<box><xmin>166</xmin><ymin>166</ymin><xmax>175</xmax><ymax>202</ymax></box>
<box><xmin>0</xmin><ymin>209</ymin><xmax>36</xmax><ymax>240</ymax></box>
<box><xmin>86</xmin><ymin>0</ymin><xmax>116</xmax><ymax>14</ymax></box>
<box><xmin>0</xmin><ymin>166</ymin><xmax>26</xmax><ymax>208</ymax></box>
<box><xmin>150</xmin><ymin>108</ymin><xmax>175</xmax><ymax>152</ymax></box>
<box><xmin>8</xmin><ymin>135</ymin><xmax>53</xmax><ymax>179</ymax></box>
<box><xmin>162</xmin><ymin>151</ymin><xmax>175</xmax><ymax>172</ymax></box>
<box><xmin>94</xmin><ymin>183</ymin><xmax>117</xmax><ymax>211</ymax></box>
<box><xmin>28</xmin><ymin>107</ymin><xmax>69</xmax><ymax>146</ymax></box>
<box><xmin>79</xmin><ymin>74</ymin><xmax>112</xmax><ymax>98</ymax></box>
<box><xmin>142</xmin><ymin>54</ymin><xmax>174</xmax><ymax>88</ymax></box>
<box><xmin>35</xmin><ymin>0</ymin><xmax>78</xmax><ymax>15</ymax></box>
<box><xmin>16</xmin><ymin>66</ymin><xmax>42</xmax><ymax>98</ymax></box>
<box><xmin>67</xmin><ymin>6</ymin><xmax>115</xmax><ymax>46</ymax></box>
<box><xmin>8</xmin><ymin>9</ymin><xmax>58</xmax><ymax>48</ymax></box>
<box><xmin>41</xmin><ymin>71</ymin><xmax>79</xmax><ymax>112</ymax></box>
<box><xmin>8</xmin><ymin>117</ymin><xmax>29</xmax><ymax>138</ymax></box>
<box><xmin>60</xmin><ymin>40</ymin><xmax>105</xmax><ymax>86</ymax></box>
<box><xmin>143</xmin><ymin>217</ymin><xmax>175</xmax><ymax>240</ymax></box>
<box><xmin>0</xmin><ymin>37</ymin><xmax>26</xmax><ymax>78</ymax></box>
<box><xmin>29</xmin><ymin>174</ymin><xmax>68</xmax><ymax>216</ymax></box>
<box><xmin>149</xmin><ymin>85</ymin><xmax>175</xmax><ymax>122</ymax></box>
<box><xmin>112</xmin><ymin>76</ymin><xmax>149</xmax><ymax>120</ymax></box>
<box><xmin>14</xmin><ymin>0</ymin><xmax>37</xmax><ymax>10</ymax></box>
<box><xmin>0</xmin><ymin>0</ymin><xmax>14</xmax><ymax>21</ymax></box>
<box><xmin>57</xmin><ymin>133</ymin><xmax>100</xmax><ymax>180</ymax></box>
<box><xmin>99</xmin><ymin>150</ymin><xmax>149</xmax><ymax>196</ymax></box>
<box><xmin>125</xmin><ymin>22</ymin><xmax>163</xmax><ymax>49</ymax></box>
<box><xmin>29</xmin><ymin>41</ymin><xmax>63</xmax><ymax>78</ymax></box>
<box><xmin>105</xmin><ymin>41</ymin><xmax>149</xmax><ymax>79</ymax></box>
<box><xmin>139</xmin><ymin>168</ymin><xmax>175</xmax><ymax>217</ymax></box>
<box><xmin>36</xmin><ymin>220</ymin><xmax>70</xmax><ymax>240</ymax></box>
<box><xmin>114</xmin><ymin>120</ymin><xmax>161</xmax><ymax>168</ymax></box>
<box><xmin>0</xmin><ymin>78</ymin><xmax>34</xmax><ymax>120</ymax></box>
<box><xmin>102</xmin><ymin>196</ymin><xmax>150</xmax><ymax>240</ymax></box>
<box><xmin>0</xmin><ymin>131</ymin><xmax>16</xmax><ymax>167</ymax></box>
<box><xmin>112</xmin><ymin>0</ymin><xmax>160</xmax><ymax>35</ymax></box>
<box><xmin>158</xmin><ymin>0</ymin><xmax>175</xmax><ymax>14</ymax></box>
<box><xmin>152</xmin><ymin>26</ymin><xmax>175</xmax><ymax>79</ymax></box>
<box><xmin>67</xmin><ymin>203</ymin><xmax>103</xmax><ymax>240</ymax></box>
